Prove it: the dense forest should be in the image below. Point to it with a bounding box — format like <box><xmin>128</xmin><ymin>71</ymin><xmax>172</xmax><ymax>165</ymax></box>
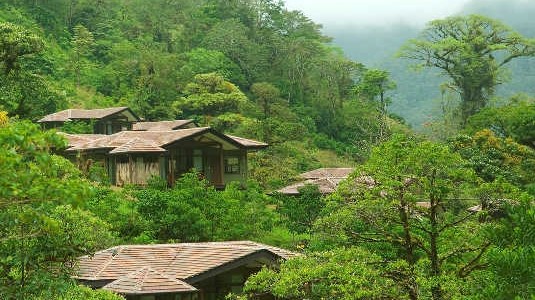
<box><xmin>0</xmin><ymin>0</ymin><xmax>534</xmax><ymax>299</ymax></box>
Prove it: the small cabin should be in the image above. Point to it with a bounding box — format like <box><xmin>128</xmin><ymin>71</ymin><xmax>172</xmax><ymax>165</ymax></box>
<box><xmin>38</xmin><ymin>107</ymin><xmax>140</xmax><ymax>135</ymax></box>
<box><xmin>62</xmin><ymin>128</ymin><xmax>267</xmax><ymax>187</ymax></box>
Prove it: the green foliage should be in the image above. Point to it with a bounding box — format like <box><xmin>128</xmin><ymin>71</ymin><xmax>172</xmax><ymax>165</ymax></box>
<box><xmin>465</xmin><ymin>96</ymin><xmax>535</xmax><ymax>148</ymax></box>
<box><xmin>0</xmin><ymin>121</ymin><xmax>115</xmax><ymax>298</ymax></box>
<box><xmin>36</xmin><ymin>283</ymin><xmax>125</xmax><ymax>300</ymax></box>
<box><xmin>277</xmin><ymin>185</ymin><xmax>324</xmax><ymax>234</ymax></box>
<box><xmin>314</xmin><ymin>135</ymin><xmax>492</xmax><ymax>299</ymax></box>
<box><xmin>239</xmin><ymin>248</ymin><xmax>405</xmax><ymax>300</ymax></box>
<box><xmin>61</xmin><ymin>120</ymin><xmax>94</xmax><ymax>133</ymax></box>
<box><xmin>400</xmin><ymin>14</ymin><xmax>535</xmax><ymax>125</ymax></box>
<box><xmin>176</xmin><ymin>72</ymin><xmax>248</xmax><ymax>117</ymax></box>
<box><xmin>449</xmin><ymin>129</ymin><xmax>535</xmax><ymax>191</ymax></box>
<box><xmin>85</xmin><ymin>187</ymin><xmax>146</xmax><ymax>243</ymax></box>
<box><xmin>470</xmin><ymin>195</ymin><xmax>535</xmax><ymax>299</ymax></box>
<box><xmin>71</xmin><ymin>24</ymin><xmax>94</xmax><ymax>86</ymax></box>
<box><xmin>178</xmin><ymin>48</ymin><xmax>245</xmax><ymax>87</ymax></box>
<box><xmin>0</xmin><ymin>21</ymin><xmax>65</xmax><ymax>119</ymax></box>
<box><xmin>0</xmin><ymin>21</ymin><xmax>44</xmax><ymax>74</ymax></box>
<box><xmin>134</xmin><ymin>172</ymin><xmax>275</xmax><ymax>242</ymax></box>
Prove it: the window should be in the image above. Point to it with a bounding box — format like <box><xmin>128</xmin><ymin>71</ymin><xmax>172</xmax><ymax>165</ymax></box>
<box><xmin>193</xmin><ymin>149</ymin><xmax>203</xmax><ymax>171</ymax></box>
<box><xmin>224</xmin><ymin>157</ymin><xmax>240</xmax><ymax>174</ymax></box>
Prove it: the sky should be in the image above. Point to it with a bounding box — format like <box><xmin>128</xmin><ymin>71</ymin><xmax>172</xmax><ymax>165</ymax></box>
<box><xmin>283</xmin><ymin>0</ymin><xmax>472</xmax><ymax>27</ymax></box>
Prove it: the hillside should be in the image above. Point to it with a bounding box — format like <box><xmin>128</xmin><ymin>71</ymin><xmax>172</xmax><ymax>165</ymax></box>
<box><xmin>0</xmin><ymin>0</ymin><xmax>398</xmax><ymax>188</ymax></box>
<box><xmin>325</xmin><ymin>0</ymin><xmax>535</xmax><ymax>127</ymax></box>
<box><xmin>1</xmin><ymin>1</ymin><xmax>534</xmax><ymax>299</ymax></box>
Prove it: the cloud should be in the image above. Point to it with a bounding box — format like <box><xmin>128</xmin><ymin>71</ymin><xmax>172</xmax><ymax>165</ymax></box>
<box><xmin>284</xmin><ymin>0</ymin><xmax>471</xmax><ymax>27</ymax></box>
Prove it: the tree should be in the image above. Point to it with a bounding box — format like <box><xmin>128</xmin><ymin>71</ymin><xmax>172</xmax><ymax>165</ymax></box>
<box><xmin>175</xmin><ymin>72</ymin><xmax>248</xmax><ymax>119</ymax></box>
<box><xmin>355</xmin><ymin>69</ymin><xmax>396</xmax><ymax>140</ymax></box>
<box><xmin>315</xmin><ymin>135</ymin><xmax>488</xmax><ymax>300</ymax></box>
<box><xmin>277</xmin><ymin>184</ymin><xmax>324</xmax><ymax>235</ymax></box>
<box><xmin>71</xmin><ymin>24</ymin><xmax>94</xmax><ymax>86</ymax></box>
<box><xmin>0</xmin><ymin>22</ymin><xmax>44</xmax><ymax>75</ymax></box>
<box><xmin>134</xmin><ymin>172</ymin><xmax>275</xmax><ymax>242</ymax></box>
<box><xmin>399</xmin><ymin>15</ymin><xmax>535</xmax><ymax>125</ymax></box>
<box><xmin>0</xmin><ymin>121</ymin><xmax>114</xmax><ymax>298</ymax></box>
<box><xmin>465</xmin><ymin>96</ymin><xmax>535</xmax><ymax>149</ymax></box>
<box><xmin>178</xmin><ymin>48</ymin><xmax>245</xmax><ymax>87</ymax></box>
<box><xmin>449</xmin><ymin>129</ymin><xmax>535</xmax><ymax>192</ymax></box>
<box><xmin>0</xmin><ymin>22</ymin><xmax>63</xmax><ymax>120</ymax></box>
<box><xmin>481</xmin><ymin>195</ymin><xmax>535</xmax><ymax>299</ymax></box>
<box><xmin>238</xmin><ymin>248</ymin><xmax>405</xmax><ymax>300</ymax></box>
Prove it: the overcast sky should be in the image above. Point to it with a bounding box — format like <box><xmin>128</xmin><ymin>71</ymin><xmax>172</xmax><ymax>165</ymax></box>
<box><xmin>283</xmin><ymin>0</ymin><xmax>472</xmax><ymax>27</ymax></box>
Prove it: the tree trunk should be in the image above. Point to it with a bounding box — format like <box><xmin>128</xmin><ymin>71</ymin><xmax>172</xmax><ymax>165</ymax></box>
<box><xmin>399</xmin><ymin>188</ymin><xmax>419</xmax><ymax>300</ymax></box>
<box><xmin>429</xmin><ymin>170</ymin><xmax>443</xmax><ymax>300</ymax></box>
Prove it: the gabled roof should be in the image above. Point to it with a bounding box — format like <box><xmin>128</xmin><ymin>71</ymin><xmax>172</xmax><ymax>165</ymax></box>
<box><xmin>67</xmin><ymin>128</ymin><xmax>210</xmax><ymax>152</ymax></box>
<box><xmin>225</xmin><ymin>135</ymin><xmax>268</xmax><ymax>149</ymax></box>
<box><xmin>64</xmin><ymin>128</ymin><xmax>267</xmax><ymax>153</ymax></box>
<box><xmin>38</xmin><ymin>107</ymin><xmax>139</xmax><ymax>123</ymax></box>
<box><xmin>102</xmin><ymin>267</ymin><xmax>197</xmax><ymax>295</ymax></box>
<box><xmin>76</xmin><ymin>241</ymin><xmax>296</xmax><ymax>283</ymax></box>
<box><xmin>132</xmin><ymin>120</ymin><xmax>196</xmax><ymax>131</ymax></box>
<box><xmin>58</xmin><ymin>133</ymin><xmax>107</xmax><ymax>149</ymax></box>
<box><xmin>109</xmin><ymin>138</ymin><xmax>167</xmax><ymax>154</ymax></box>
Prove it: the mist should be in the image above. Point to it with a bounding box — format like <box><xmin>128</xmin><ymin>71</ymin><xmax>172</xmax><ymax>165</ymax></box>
<box><xmin>283</xmin><ymin>0</ymin><xmax>470</xmax><ymax>27</ymax></box>
<box><xmin>288</xmin><ymin>0</ymin><xmax>535</xmax><ymax>127</ymax></box>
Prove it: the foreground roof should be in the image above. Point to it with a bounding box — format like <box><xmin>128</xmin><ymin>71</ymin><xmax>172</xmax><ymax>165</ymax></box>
<box><xmin>102</xmin><ymin>267</ymin><xmax>197</xmax><ymax>295</ymax></box>
<box><xmin>76</xmin><ymin>241</ymin><xmax>296</xmax><ymax>283</ymax></box>
<box><xmin>38</xmin><ymin>107</ymin><xmax>136</xmax><ymax>123</ymax></box>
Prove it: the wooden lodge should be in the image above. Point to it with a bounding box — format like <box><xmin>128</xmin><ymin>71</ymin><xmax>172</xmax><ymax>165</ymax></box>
<box><xmin>40</xmin><ymin>107</ymin><xmax>267</xmax><ymax>187</ymax></box>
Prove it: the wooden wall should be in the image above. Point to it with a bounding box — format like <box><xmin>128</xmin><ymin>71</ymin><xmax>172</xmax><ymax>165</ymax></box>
<box><xmin>115</xmin><ymin>155</ymin><xmax>160</xmax><ymax>186</ymax></box>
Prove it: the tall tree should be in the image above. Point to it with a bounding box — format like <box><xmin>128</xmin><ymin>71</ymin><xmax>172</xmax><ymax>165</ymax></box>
<box><xmin>399</xmin><ymin>15</ymin><xmax>535</xmax><ymax>125</ymax></box>
<box><xmin>355</xmin><ymin>69</ymin><xmax>396</xmax><ymax>140</ymax></box>
<box><xmin>0</xmin><ymin>121</ymin><xmax>114</xmax><ymax>298</ymax></box>
<box><xmin>316</xmin><ymin>135</ymin><xmax>488</xmax><ymax>300</ymax></box>
<box><xmin>71</xmin><ymin>24</ymin><xmax>94</xmax><ymax>86</ymax></box>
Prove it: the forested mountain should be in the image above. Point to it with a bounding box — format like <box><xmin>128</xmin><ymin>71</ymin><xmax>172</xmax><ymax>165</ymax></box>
<box><xmin>326</xmin><ymin>0</ymin><xmax>535</xmax><ymax>127</ymax></box>
<box><xmin>0</xmin><ymin>1</ymin><xmax>534</xmax><ymax>299</ymax></box>
<box><xmin>0</xmin><ymin>0</ymin><xmax>407</xmax><ymax>188</ymax></box>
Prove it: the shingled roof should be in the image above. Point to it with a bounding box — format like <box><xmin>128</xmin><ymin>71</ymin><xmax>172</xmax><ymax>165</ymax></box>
<box><xmin>300</xmin><ymin>168</ymin><xmax>355</xmax><ymax>179</ymax></box>
<box><xmin>132</xmin><ymin>120</ymin><xmax>195</xmax><ymax>131</ymax></box>
<box><xmin>108</xmin><ymin>138</ymin><xmax>167</xmax><ymax>154</ymax></box>
<box><xmin>76</xmin><ymin>241</ymin><xmax>296</xmax><ymax>284</ymax></box>
<box><xmin>38</xmin><ymin>107</ymin><xmax>136</xmax><ymax>123</ymax></box>
<box><xmin>277</xmin><ymin>168</ymin><xmax>355</xmax><ymax>195</ymax></box>
<box><xmin>225</xmin><ymin>135</ymin><xmax>268</xmax><ymax>149</ymax></box>
<box><xmin>102</xmin><ymin>267</ymin><xmax>197</xmax><ymax>295</ymax></box>
<box><xmin>64</xmin><ymin>127</ymin><xmax>267</xmax><ymax>153</ymax></box>
<box><xmin>277</xmin><ymin>177</ymin><xmax>346</xmax><ymax>195</ymax></box>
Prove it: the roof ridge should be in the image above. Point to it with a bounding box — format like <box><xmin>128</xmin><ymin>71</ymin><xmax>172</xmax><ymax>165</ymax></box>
<box><xmin>94</xmin><ymin>246</ymin><xmax>123</xmax><ymax>279</ymax></box>
<box><xmin>135</xmin><ymin>266</ymin><xmax>148</xmax><ymax>292</ymax></box>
